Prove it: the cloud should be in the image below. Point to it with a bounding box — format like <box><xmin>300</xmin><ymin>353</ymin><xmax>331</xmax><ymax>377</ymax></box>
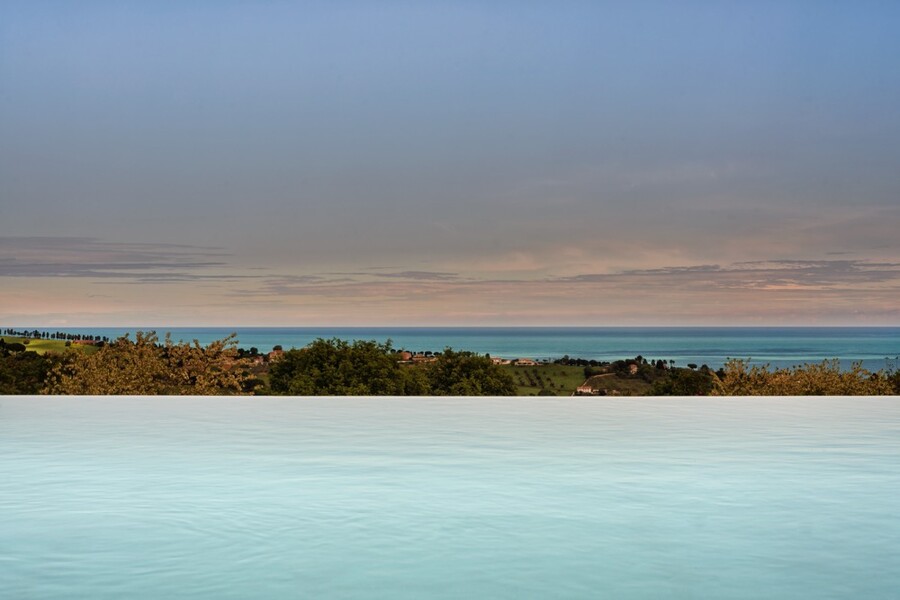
<box><xmin>213</xmin><ymin>257</ymin><xmax>900</xmax><ymax>325</ymax></box>
<box><xmin>371</xmin><ymin>271</ymin><xmax>461</xmax><ymax>281</ymax></box>
<box><xmin>560</xmin><ymin>259</ymin><xmax>900</xmax><ymax>291</ymax></box>
<box><xmin>236</xmin><ymin>259</ymin><xmax>900</xmax><ymax>300</ymax></box>
<box><xmin>720</xmin><ymin>260</ymin><xmax>900</xmax><ymax>289</ymax></box>
<box><xmin>0</xmin><ymin>236</ymin><xmax>249</xmax><ymax>282</ymax></box>
<box><xmin>616</xmin><ymin>264</ymin><xmax>724</xmax><ymax>277</ymax></box>
<box><xmin>4</xmin><ymin>236</ymin><xmax>899</xmax><ymax>325</ymax></box>
<box><xmin>319</xmin><ymin>270</ymin><xmax>461</xmax><ymax>281</ymax></box>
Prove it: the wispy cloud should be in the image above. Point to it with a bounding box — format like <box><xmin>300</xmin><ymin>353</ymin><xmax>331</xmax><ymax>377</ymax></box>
<box><xmin>561</xmin><ymin>260</ymin><xmax>900</xmax><ymax>290</ymax></box>
<box><xmin>211</xmin><ymin>258</ymin><xmax>900</xmax><ymax>325</ymax></box>
<box><xmin>3</xmin><ymin>235</ymin><xmax>899</xmax><ymax>325</ymax></box>
<box><xmin>371</xmin><ymin>270</ymin><xmax>461</xmax><ymax>281</ymax></box>
<box><xmin>234</xmin><ymin>259</ymin><xmax>900</xmax><ymax>297</ymax></box>
<box><xmin>0</xmin><ymin>236</ymin><xmax>249</xmax><ymax>282</ymax></box>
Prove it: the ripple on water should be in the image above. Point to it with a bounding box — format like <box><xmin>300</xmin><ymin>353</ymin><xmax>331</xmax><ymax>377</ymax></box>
<box><xmin>1</xmin><ymin>396</ymin><xmax>899</xmax><ymax>599</ymax></box>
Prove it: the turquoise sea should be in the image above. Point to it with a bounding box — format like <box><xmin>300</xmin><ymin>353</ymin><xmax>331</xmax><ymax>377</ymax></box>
<box><xmin>18</xmin><ymin>326</ymin><xmax>900</xmax><ymax>369</ymax></box>
<box><xmin>2</xmin><ymin>396</ymin><xmax>899</xmax><ymax>599</ymax></box>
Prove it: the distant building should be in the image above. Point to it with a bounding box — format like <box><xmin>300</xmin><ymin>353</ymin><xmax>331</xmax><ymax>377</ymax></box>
<box><xmin>576</xmin><ymin>385</ymin><xmax>594</xmax><ymax>395</ymax></box>
<box><xmin>514</xmin><ymin>358</ymin><xmax>538</xmax><ymax>366</ymax></box>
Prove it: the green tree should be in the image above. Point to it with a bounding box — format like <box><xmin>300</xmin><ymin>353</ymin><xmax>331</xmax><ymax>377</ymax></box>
<box><xmin>268</xmin><ymin>338</ymin><xmax>425</xmax><ymax>395</ymax></box>
<box><xmin>425</xmin><ymin>348</ymin><xmax>517</xmax><ymax>396</ymax></box>
<box><xmin>650</xmin><ymin>368</ymin><xmax>720</xmax><ymax>396</ymax></box>
<box><xmin>0</xmin><ymin>350</ymin><xmax>56</xmax><ymax>394</ymax></box>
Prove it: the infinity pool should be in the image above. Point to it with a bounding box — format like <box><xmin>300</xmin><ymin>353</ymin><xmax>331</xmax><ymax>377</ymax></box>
<box><xmin>2</xmin><ymin>396</ymin><xmax>898</xmax><ymax>599</ymax></box>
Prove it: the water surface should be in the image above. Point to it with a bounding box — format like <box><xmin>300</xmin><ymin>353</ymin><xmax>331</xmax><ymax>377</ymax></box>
<box><xmin>2</xmin><ymin>396</ymin><xmax>899</xmax><ymax>599</ymax></box>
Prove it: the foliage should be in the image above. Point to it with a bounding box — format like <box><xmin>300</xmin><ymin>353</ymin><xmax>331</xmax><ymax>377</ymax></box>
<box><xmin>714</xmin><ymin>358</ymin><xmax>894</xmax><ymax>396</ymax></box>
<box><xmin>26</xmin><ymin>328</ymin><xmax>897</xmax><ymax>396</ymax></box>
<box><xmin>160</xmin><ymin>333</ymin><xmax>252</xmax><ymax>394</ymax></box>
<box><xmin>426</xmin><ymin>348</ymin><xmax>516</xmax><ymax>396</ymax></box>
<box><xmin>890</xmin><ymin>370</ymin><xmax>900</xmax><ymax>394</ymax></box>
<box><xmin>886</xmin><ymin>359</ymin><xmax>900</xmax><ymax>394</ymax></box>
<box><xmin>0</xmin><ymin>340</ymin><xmax>28</xmax><ymax>353</ymax></box>
<box><xmin>650</xmin><ymin>367</ymin><xmax>721</xmax><ymax>396</ymax></box>
<box><xmin>553</xmin><ymin>355</ymin><xmax>609</xmax><ymax>368</ymax></box>
<box><xmin>43</xmin><ymin>331</ymin><xmax>252</xmax><ymax>395</ymax></box>
<box><xmin>269</xmin><ymin>338</ymin><xmax>426</xmax><ymax>395</ymax></box>
<box><xmin>0</xmin><ymin>349</ymin><xmax>56</xmax><ymax>394</ymax></box>
<box><xmin>269</xmin><ymin>340</ymin><xmax>514</xmax><ymax>396</ymax></box>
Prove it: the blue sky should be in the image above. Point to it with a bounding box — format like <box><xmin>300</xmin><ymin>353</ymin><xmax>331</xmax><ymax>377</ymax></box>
<box><xmin>2</xmin><ymin>1</ymin><xmax>899</xmax><ymax>325</ymax></box>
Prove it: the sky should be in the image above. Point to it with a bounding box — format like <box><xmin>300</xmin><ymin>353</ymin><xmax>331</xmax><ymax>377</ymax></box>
<box><xmin>2</xmin><ymin>1</ymin><xmax>899</xmax><ymax>326</ymax></box>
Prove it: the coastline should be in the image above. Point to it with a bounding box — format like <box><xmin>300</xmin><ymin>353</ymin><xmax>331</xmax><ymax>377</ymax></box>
<box><xmin>4</xmin><ymin>326</ymin><xmax>899</xmax><ymax>370</ymax></box>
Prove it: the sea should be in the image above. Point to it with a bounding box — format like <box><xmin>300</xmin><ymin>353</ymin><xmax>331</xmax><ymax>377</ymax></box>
<box><xmin>14</xmin><ymin>326</ymin><xmax>900</xmax><ymax>370</ymax></box>
<box><xmin>2</xmin><ymin>396</ymin><xmax>899</xmax><ymax>599</ymax></box>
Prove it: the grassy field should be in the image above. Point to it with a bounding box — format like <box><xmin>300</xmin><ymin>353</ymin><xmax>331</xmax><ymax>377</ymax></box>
<box><xmin>0</xmin><ymin>336</ymin><xmax>100</xmax><ymax>355</ymax></box>
<box><xmin>502</xmin><ymin>364</ymin><xmax>587</xmax><ymax>396</ymax></box>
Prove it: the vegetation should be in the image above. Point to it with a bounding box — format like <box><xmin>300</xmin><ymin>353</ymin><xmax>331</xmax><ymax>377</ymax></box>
<box><xmin>426</xmin><ymin>349</ymin><xmax>516</xmax><ymax>396</ymax></box>
<box><xmin>578</xmin><ymin>358</ymin><xmax>674</xmax><ymax>396</ymax></box>
<box><xmin>0</xmin><ymin>348</ymin><xmax>58</xmax><ymax>394</ymax></box>
<box><xmin>573</xmin><ymin>356</ymin><xmax>898</xmax><ymax>397</ymax></box>
<box><xmin>651</xmin><ymin>365</ymin><xmax>721</xmax><ymax>396</ymax></box>
<box><xmin>504</xmin><ymin>364</ymin><xmax>585</xmax><ymax>396</ymax></box>
<box><xmin>585</xmin><ymin>373</ymin><xmax>654</xmax><ymax>396</ymax></box>
<box><xmin>43</xmin><ymin>332</ymin><xmax>253</xmax><ymax>395</ymax></box>
<box><xmin>889</xmin><ymin>365</ymin><xmax>900</xmax><ymax>395</ymax></box>
<box><xmin>269</xmin><ymin>340</ymin><xmax>515</xmax><ymax>396</ymax></box>
<box><xmin>0</xmin><ymin>336</ymin><xmax>100</xmax><ymax>356</ymax></box>
<box><xmin>714</xmin><ymin>358</ymin><xmax>895</xmax><ymax>396</ymax></box>
<box><xmin>2</xmin><ymin>328</ymin><xmax>899</xmax><ymax>396</ymax></box>
<box><xmin>269</xmin><ymin>338</ymin><xmax>426</xmax><ymax>395</ymax></box>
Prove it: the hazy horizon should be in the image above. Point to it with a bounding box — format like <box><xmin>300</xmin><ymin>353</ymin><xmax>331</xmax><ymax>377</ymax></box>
<box><xmin>3</xmin><ymin>2</ymin><xmax>899</xmax><ymax>327</ymax></box>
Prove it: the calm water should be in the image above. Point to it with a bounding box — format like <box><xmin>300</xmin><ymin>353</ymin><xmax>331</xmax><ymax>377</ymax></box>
<box><xmin>17</xmin><ymin>326</ymin><xmax>900</xmax><ymax>369</ymax></box>
<box><xmin>2</xmin><ymin>397</ymin><xmax>899</xmax><ymax>599</ymax></box>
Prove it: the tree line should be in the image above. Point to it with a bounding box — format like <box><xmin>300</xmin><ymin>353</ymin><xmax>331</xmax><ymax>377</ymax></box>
<box><xmin>268</xmin><ymin>339</ymin><xmax>516</xmax><ymax>396</ymax></box>
<box><xmin>1</xmin><ymin>332</ymin><xmax>898</xmax><ymax>395</ymax></box>
<box><xmin>1</xmin><ymin>333</ymin><xmax>517</xmax><ymax>396</ymax></box>
<box><xmin>2</xmin><ymin>328</ymin><xmax>111</xmax><ymax>342</ymax></box>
